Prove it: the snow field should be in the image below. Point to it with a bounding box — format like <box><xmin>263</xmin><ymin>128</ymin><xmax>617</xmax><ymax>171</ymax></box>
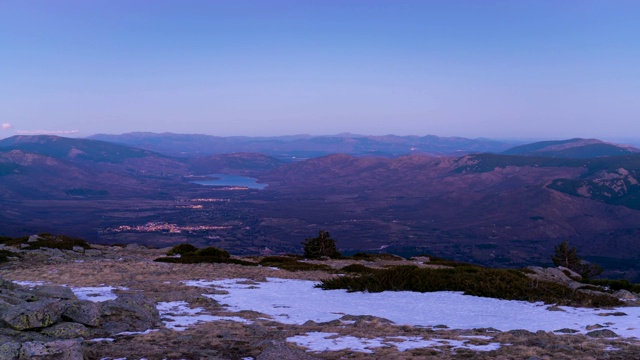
<box><xmin>188</xmin><ymin>278</ymin><xmax>640</xmax><ymax>338</ymax></box>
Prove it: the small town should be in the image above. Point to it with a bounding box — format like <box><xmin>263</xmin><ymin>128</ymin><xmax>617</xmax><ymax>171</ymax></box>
<box><xmin>100</xmin><ymin>222</ymin><xmax>230</xmax><ymax>234</ymax></box>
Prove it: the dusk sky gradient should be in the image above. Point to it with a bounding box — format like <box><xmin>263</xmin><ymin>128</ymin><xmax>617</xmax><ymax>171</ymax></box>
<box><xmin>1</xmin><ymin>1</ymin><xmax>639</xmax><ymax>141</ymax></box>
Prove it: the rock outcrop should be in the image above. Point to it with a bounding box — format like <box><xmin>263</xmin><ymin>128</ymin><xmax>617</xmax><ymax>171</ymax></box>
<box><xmin>526</xmin><ymin>266</ymin><xmax>584</xmax><ymax>290</ymax></box>
<box><xmin>0</xmin><ymin>276</ymin><xmax>160</xmax><ymax>360</ymax></box>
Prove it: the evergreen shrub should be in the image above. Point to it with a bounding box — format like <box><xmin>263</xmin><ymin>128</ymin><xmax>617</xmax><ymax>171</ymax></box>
<box><xmin>166</xmin><ymin>243</ymin><xmax>198</xmax><ymax>256</ymax></box>
<box><xmin>259</xmin><ymin>256</ymin><xmax>333</xmax><ymax>272</ymax></box>
<box><xmin>319</xmin><ymin>265</ymin><xmax>621</xmax><ymax>307</ymax></box>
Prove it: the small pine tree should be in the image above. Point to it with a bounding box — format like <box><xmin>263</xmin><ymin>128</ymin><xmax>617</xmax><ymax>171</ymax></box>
<box><xmin>551</xmin><ymin>240</ymin><xmax>580</xmax><ymax>269</ymax></box>
<box><xmin>302</xmin><ymin>230</ymin><xmax>341</xmax><ymax>259</ymax></box>
<box><xmin>551</xmin><ymin>240</ymin><xmax>603</xmax><ymax>280</ymax></box>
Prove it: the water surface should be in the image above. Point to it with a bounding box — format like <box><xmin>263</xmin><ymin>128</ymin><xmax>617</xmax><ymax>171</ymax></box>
<box><xmin>192</xmin><ymin>174</ymin><xmax>267</xmax><ymax>189</ymax></box>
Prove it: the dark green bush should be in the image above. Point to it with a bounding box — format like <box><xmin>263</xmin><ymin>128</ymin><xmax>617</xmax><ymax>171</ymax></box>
<box><xmin>3</xmin><ymin>234</ymin><xmax>91</xmax><ymax>250</ymax></box>
<box><xmin>428</xmin><ymin>259</ymin><xmax>476</xmax><ymax>267</ymax></box>
<box><xmin>350</xmin><ymin>253</ymin><xmax>404</xmax><ymax>261</ymax></box>
<box><xmin>340</xmin><ymin>264</ymin><xmax>376</xmax><ymax>274</ymax></box>
<box><xmin>0</xmin><ymin>249</ymin><xmax>18</xmax><ymax>263</ymax></box>
<box><xmin>319</xmin><ymin>265</ymin><xmax>621</xmax><ymax>307</ymax></box>
<box><xmin>410</xmin><ymin>254</ymin><xmax>474</xmax><ymax>267</ymax></box>
<box><xmin>154</xmin><ymin>256</ymin><xmax>254</xmax><ymax>266</ymax></box>
<box><xmin>259</xmin><ymin>256</ymin><xmax>333</xmax><ymax>272</ymax></box>
<box><xmin>0</xmin><ymin>236</ymin><xmax>12</xmax><ymax>244</ymax></box>
<box><xmin>259</xmin><ymin>256</ymin><xmax>296</xmax><ymax>264</ymax></box>
<box><xmin>193</xmin><ymin>247</ymin><xmax>230</xmax><ymax>258</ymax></box>
<box><xmin>155</xmin><ymin>245</ymin><xmax>240</xmax><ymax>264</ymax></box>
<box><xmin>166</xmin><ymin>243</ymin><xmax>198</xmax><ymax>256</ymax></box>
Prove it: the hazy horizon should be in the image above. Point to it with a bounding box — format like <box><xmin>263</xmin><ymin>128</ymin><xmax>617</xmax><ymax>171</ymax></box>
<box><xmin>2</xmin><ymin>1</ymin><xmax>639</xmax><ymax>140</ymax></box>
<box><xmin>5</xmin><ymin>130</ymin><xmax>640</xmax><ymax>149</ymax></box>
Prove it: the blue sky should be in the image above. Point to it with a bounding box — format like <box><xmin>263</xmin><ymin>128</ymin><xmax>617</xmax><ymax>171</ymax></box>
<box><xmin>1</xmin><ymin>1</ymin><xmax>639</xmax><ymax>140</ymax></box>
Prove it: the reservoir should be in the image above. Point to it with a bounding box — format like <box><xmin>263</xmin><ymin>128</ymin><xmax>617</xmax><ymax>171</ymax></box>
<box><xmin>192</xmin><ymin>174</ymin><xmax>267</xmax><ymax>189</ymax></box>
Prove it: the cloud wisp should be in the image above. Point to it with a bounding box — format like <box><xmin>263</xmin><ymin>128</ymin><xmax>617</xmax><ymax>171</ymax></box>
<box><xmin>1</xmin><ymin>123</ymin><xmax>12</xmax><ymax>130</ymax></box>
<box><xmin>15</xmin><ymin>129</ymin><xmax>80</xmax><ymax>135</ymax></box>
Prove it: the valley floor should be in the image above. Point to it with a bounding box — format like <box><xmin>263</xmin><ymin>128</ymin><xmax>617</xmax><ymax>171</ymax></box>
<box><xmin>2</xmin><ymin>245</ymin><xmax>640</xmax><ymax>359</ymax></box>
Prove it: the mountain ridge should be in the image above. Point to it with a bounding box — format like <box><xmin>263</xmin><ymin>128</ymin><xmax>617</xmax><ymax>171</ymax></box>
<box><xmin>3</xmin><ymin>135</ymin><xmax>640</xmax><ymax>279</ymax></box>
<box><xmin>502</xmin><ymin>138</ymin><xmax>640</xmax><ymax>158</ymax></box>
<box><xmin>87</xmin><ymin>132</ymin><xmax>515</xmax><ymax>159</ymax></box>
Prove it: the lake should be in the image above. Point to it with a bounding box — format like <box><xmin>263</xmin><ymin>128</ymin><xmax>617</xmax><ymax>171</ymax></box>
<box><xmin>192</xmin><ymin>174</ymin><xmax>267</xmax><ymax>189</ymax></box>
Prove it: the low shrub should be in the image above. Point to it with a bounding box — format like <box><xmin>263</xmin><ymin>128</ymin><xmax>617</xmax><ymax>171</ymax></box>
<box><xmin>318</xmin><ymin>265</ymin><xmax>621</xmax><ymax>307</ymax></box>
<box><xmin>259</xmin><ymin>256</ymin><xmax>333</xmax><ymax>272</ymax></box>
<box><xmin>427</xmin><ymin>259</ymin><xmax>477</xmax><ymax>267</ymax></box>
<box><xmin>350</xmin><ymin>253</ymin><xmax>405</xmax><ymax>261</ymax></box>
<box><xmin>154</xmin><ymin>256</ymin><xmax>254</xmax><ymax>266</ymax></box>
<box><xmin>410</xmin><ymin>254</ymin><xmax>475</xmax><ymax>267</ymax></box>
<box><xmin>0</xmin><ymin>249</ymin><xmax>18</xmax><ymax>263</ymax></box>
<box><xmin>258</xmin><ymin>256</ymin><xmax>296</xmax><ymax>264</ymax></box>
<box><xmin>340</xmin><ymin>264</ymin><xmax>376</xmax><ymax>274</ymax></box>
<box><xmin>166</xmin><ymin>243</ymin><xmax>199</xmax><ymax>256</ymax></box>
<box><xmin>3</xmin><ymin>234</ymin><xmax>91</xmax><ymax>250</ymax></box>
<box><xmin>192</xmin><ymin>247</ymin><xmax>230</xmax><ymax>258</ymax></box>
<box><xmin>155</xmin><ymin>245</ymin><xmax>241</xmax><ymax>265</ymax></box>
<box><xmin>587</xmin><ymin>279</ymin><xmax>640</xmax><ymax>293</ymax></box>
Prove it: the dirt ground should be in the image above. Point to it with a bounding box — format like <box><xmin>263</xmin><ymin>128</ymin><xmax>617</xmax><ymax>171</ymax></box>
<box><xmin>2</xmin><ymin>245</ymin><xmax>640</xmax><ymax>360</ymax></box>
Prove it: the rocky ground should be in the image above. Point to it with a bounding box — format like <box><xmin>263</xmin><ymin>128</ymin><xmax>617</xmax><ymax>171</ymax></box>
<box><xmin>0</xmin><ymin>243</ymin><xmax>640</xmax><ymax>359</ymax></box>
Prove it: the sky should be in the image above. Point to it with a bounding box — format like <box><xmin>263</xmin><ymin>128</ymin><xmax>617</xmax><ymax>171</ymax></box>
<box><xmin>1</xmin><ymin>1</ymin><xmax>639</xmax><ymax>140</ymax></box>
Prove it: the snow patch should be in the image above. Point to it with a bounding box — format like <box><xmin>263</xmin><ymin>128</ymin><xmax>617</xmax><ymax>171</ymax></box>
<box><xmin>87</xmin><ymin>338</ymin><xmax>115</xmax><ymax>342</ymax></box>
<box><xmin>13</xmin><ymin>280</ymin><xmax>46</xmax><ymax>288</ymax></box>
<box><xmin>157</xmin><ymin>301</ymin><xmax>251</xmax><ymax>331</ymax></box>
<box><xmin>72</xmin><ymin>286</ymin><xmax>126</xmax><ymax>302</ymax></box>
<box><xmin>286</xmin><ymin>332</ymin><xmax>503</xmax><ymax>353</ymax></box>
<box><xmin>116</xmin><ymin>329</ymin><xmax>158</xmax><ymax>336</ymax></box>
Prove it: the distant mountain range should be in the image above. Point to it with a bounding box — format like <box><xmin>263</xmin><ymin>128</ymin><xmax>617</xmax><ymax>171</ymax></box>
<box><xmin>88</xmin><ymin>132</ymin><xmax>515</xmax><ymax>159</ymax></box>
<box><xmin>87</xmin><ymin>132</ymin><xmax>640</xmax><ymax>160</ymax></box>
<box><xmin>3</xmin><ymin>134</ymin><xmax>640</xmax><ymax>280</ymax></box>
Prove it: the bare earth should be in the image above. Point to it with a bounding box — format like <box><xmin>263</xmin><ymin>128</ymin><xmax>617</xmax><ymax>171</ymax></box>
<box><xmin>2</xmin><ymin>245</ymin><xmax>639</xmax><ymax>360</ymax></box>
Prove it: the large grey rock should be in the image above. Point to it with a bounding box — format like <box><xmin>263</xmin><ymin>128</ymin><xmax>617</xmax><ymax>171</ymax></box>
<box><xmin>526</xmin><ymin>266</ymin><xmax>584</xmax><ymax>289</ymax></box>
<box><xmin>41</xmin><ymin>248</ymin><xmax>64</xmax><ymax>257</ymax></box>
<box><xmin>0</xmin><ymin>287</ymin><xmax>38</xmax><ymax>304</ymax></box>
<box><xmin>0</xmin><ymin>293</ymin><xmax>26</xmax><ymax>306</ymax></box>
<box><xmin>0</xmin><ymin>299</ymin><xmax>14</xmax><ymax>312</ymax></box>
<box><xmin>0</xmin><ymin>277</ymin><xmax>18</xmax><ymax>290</ymax></box>
<box><xmin>125</xmin><ymin>243</ymin><xmax>146</xmax><ymax>250</ymax></box>
<box><xmin>40</xmin><ymin>323</ymin><xmax>90</xmax><ymax>339</ymax></box>
<box><xmin>0</xmin><ymin>342</ymin><xmax>20</xmax><ymax>360</ymax></box>
<box><xmin>62</xmin><ymin>300</ymin><xmax>100</xmax><ymax>327</ymax></box>
<box><xmin>19</xmin><ymin>339</ymin><xmax>83</xmax><ymax>360</ymax></box>
<box><xmin>586</xmin><ymin>329</ymin><xmax>618</xmax><ymax>338</ymax></box>
<box><xmin>614</xmin><ymin>289</ymin><xmax>638</xmax><ymax>302</ymax></box>
<box><xmin>31</xmin><ymin>286</ymin><xmax>76</xmax><ymax>301</ymax></box>
<box><xmin>99</xmin><ymin>293</ymin><xmax>161</xmax><ymax>334</ymax></box>
<box><xmin>0</xmin><ymin>300</ymin><xmax>65</xmax><ymax>330</ymax></box>
<box><xmin>83</xmin><ymin>249</ymin><xmax>102</xmax><ymax>257</ymax></box>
